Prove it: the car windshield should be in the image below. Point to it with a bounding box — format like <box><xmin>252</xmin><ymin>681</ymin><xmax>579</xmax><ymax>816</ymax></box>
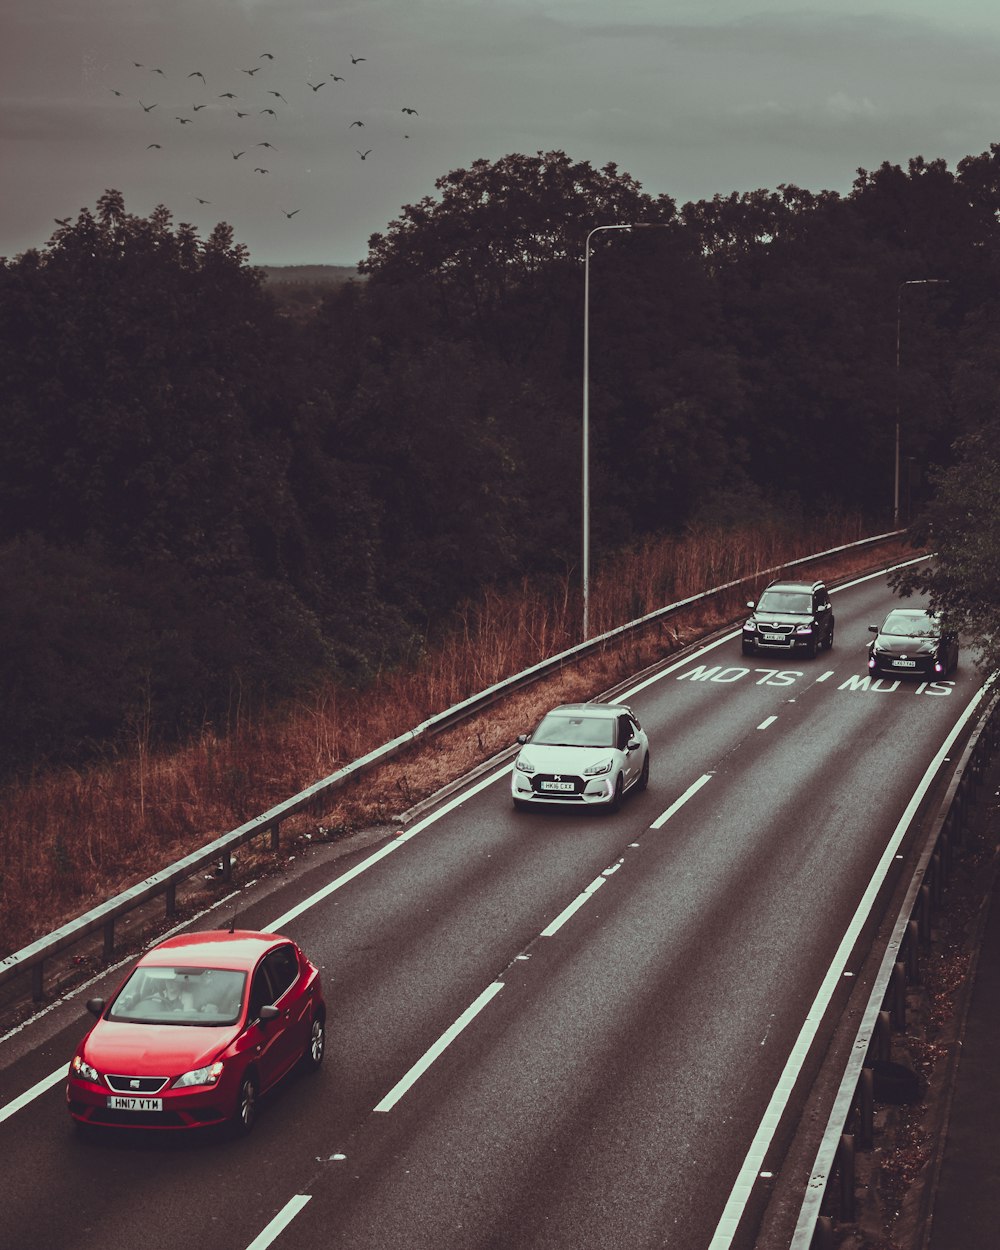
<box><xmin>881</xmin><ymin>611</ymin><xmax>938</xmax><ymax>638</ymax></box>
<box><xmin>532</xmin><ymin>713</ymin><xmax>615</xmax><ymax>748</ymax></box>
<box><xmin>757</xmin><ymin>590</ymin><xmax>811</xmax><ymax>614</ymax></box>
<box><xmin>107</xmin><ymin>965</ymin><xmax>247</xmax><ymax>1026</ymax></box>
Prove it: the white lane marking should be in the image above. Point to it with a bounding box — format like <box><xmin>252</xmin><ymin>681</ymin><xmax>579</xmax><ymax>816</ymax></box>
<box><xmin>245</xmin><ymin>1194</ymin><xmax>312</xmax><ymax>1250</ymax></box>
<box><xmin>650</xmin><ymin>773</ymin><xmax>713</xmax><ymax>829</ymax></box>
<box><xmin>757</xmin><ymin>716</ymin><xmax>777</xmax><ymax>731</ymax></box>
<box><xmin>708</xmin><ymin>679</ymin><xmax>990</xmax><ymax>1249</ymax></box>
<box><xmin>267</xmin><ymin>766</ymin><xmax>510</xmax><ymax>931</ymax></box>
<box><xmin>816</xmin><ymin>672</ymin><xmax>834</xmax><ymax>682</ymax></box>
<box><xmin>540</xmin><ymin>875</ymin><xmax>607</xmax><ymax>938</ymax></box>
<box><xmin>0</xmin><ymin>1066</ymin><xmax>65</xmax><ymax>1126</ymax></box>
<box><xmin>374</xmin><ymin>981</ymin><xmax>505</xmax><ymax>1113</ymax></box>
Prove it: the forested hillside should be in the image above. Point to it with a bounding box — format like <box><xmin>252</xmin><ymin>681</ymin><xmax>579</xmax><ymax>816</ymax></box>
<box><xmin>2</xmin><ymin>148</ymin><xmax>1000</xmax><ymax>780</ymax></box>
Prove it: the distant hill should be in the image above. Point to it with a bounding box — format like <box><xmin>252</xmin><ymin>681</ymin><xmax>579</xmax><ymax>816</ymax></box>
<box><xmin>259</xmin><ymin>264</ymin><xmax>363</xmax><ymax>286</ymax></box>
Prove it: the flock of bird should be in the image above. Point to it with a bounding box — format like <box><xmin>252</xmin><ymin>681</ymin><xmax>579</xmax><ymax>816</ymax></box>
<box><xmin>109</xmin><ymin>52</ymin><xmax>422</xmax><ymax>225</ymax></box>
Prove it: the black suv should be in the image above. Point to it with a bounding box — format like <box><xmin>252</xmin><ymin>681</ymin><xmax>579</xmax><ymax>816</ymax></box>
<box><xmin>742</xmin><ymin>579</ymin><xmax>835</xmax><ymax>659</ymax></box>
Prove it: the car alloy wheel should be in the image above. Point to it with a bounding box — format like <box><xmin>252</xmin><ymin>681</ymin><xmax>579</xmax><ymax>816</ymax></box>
<box><xmin>638</xmin><ymin>753</ymin><xmax>650</xmax><ymax>791</ymax></box>
<box><xmin>304</xmin><ymin>1015</ymin><xmax>325</xmax><ymax>1070</ymax></box>
<box><xmin>609</xmin><ymin>774</ymin><xmax>624</xmax><ymax>812</ymax></box>
<box><xmin>234</xmin><ymin>1072</ymin><xmax>258</xmax><ymax>1135</ymax></box>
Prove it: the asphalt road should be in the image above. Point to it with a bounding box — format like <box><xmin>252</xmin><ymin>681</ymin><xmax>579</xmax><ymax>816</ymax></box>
<box><xmin>0</xmin><ymin>562</ymin><xmax>981</xmax><ymax>1250</ymax></box>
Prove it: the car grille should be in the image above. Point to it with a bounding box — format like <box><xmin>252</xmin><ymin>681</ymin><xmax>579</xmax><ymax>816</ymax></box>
<box><xmin>531</xmin><ymin>773</ymin><xmax>585</xmax><ymax>798</ymax></box>
<box><xmin>755</xmin><ymin>623</ymin><xmax>795</xmax><ymax>645</ymax></box>
<box><xmin>106</xmin><ymin>1074</ymin><xmax>170</xmax><ymax>1094</ymax></box>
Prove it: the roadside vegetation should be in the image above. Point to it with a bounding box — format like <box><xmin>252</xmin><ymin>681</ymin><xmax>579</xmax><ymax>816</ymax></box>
<box><xmin>0</xmin><ymin>515</ymin><xmax>885</xmax><ymax>957</ymax></box>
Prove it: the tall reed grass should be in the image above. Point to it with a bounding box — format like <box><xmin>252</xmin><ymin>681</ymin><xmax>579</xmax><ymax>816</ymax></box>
<box><xmin>0</xmin><ymin>516</ymin><xmax>877</xmax><ymax>955</ymax></box>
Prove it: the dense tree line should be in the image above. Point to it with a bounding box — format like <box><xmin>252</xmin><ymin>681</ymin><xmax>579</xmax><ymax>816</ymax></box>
<box><xmin>2</xmin><ymin>148</ymin><xmax>999</xmax><ymax>778</ymax></box>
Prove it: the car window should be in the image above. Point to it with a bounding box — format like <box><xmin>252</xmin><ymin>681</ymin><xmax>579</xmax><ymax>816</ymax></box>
<box><xmin>532</xmin><ymin>714</ymin><xmax>615</xmax><ymax>748</ymax></box>
<box><xmin>881</xmin><ymin>611</ymin><xmax>936</xmax><ymax>638</ymax></box>
<box><xmin>758</xmin><ymin>590</ymin><xmax>811</xmax><ymax>614</ymax></box>
<box><xmin>248</xmin><ymin>964</ymin><xmax>276</xmax><ymax>1021</ymax></box>
<box><xmin>264</xmin><ymin>945</ymin><xmax>300</xmax><ymax>999</ymax></box>
<box><xmin>108</xmin><ymin>965</ymin><xmax>246</xmax><ymax>1026</ymax></box>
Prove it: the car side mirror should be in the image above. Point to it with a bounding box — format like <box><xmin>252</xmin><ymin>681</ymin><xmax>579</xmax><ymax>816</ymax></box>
<box><xmin>517</xmin><ymin>733</ymin><xmax>528</xmax><ymax>745</ymax></box>
<box><xmin>86</xmin><ymin>997</ymin><xmax>105</xmax><ymax>1017</ymax></box>
<box><xmin>627</xmin><ymin>737</ymin><xmax>641</xmax><ymax>751</ymax></box>
<box><xmin>868</xmin><ymin>625</ymin><xmax>878</xmax><ymax>634</ymax></box>
<box><xmin>746</xmin><ymin>600</ymin><xmax>756</xmax><ymax>609</ymax></box>
<box><xmin>259</xmin><ymin>1004</ymin><xmax>280</xmax><ymax>1023</ymax></box>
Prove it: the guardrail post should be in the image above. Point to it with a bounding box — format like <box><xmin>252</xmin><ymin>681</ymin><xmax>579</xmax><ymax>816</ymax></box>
<box><xmin>857</xmin><ymin>1067</ymin><xmax>875</xmax><ymax>1150</ymax></box>
<box><xmin>103</xmin><ymin>918</ymin><xmax>115</xmax><ymax>962</ymax></box>
<box><xmin>810</xmin><ymin>1215</ymin><xmax>834</xmax><ymax>1250</ymax></box>
<box><xmin>165</xmin><ymin>883</ymin><xmax>177</xmax><ymax>917</ymax></box>
<box><xmin>905</xmin><ymin>919</ymin><xmax>920</xmax><ymax>984</ymax></box>
<box><xmin>837</xmin><ymin>1133</ymin><xmax>856</xmax><ymax>1222</ymax></box>
<box><xmin>31</xmin><ymin>962</ymin><xmax>44</xmax><ymax>1003</ymax></box>
<box><xmin>875</xmin><ymin>1009</ymin><xmax>893</xmax><ymax>1061</ymax></box>
<box><xmin>220</xmin><ymin>850</ymin><xmax>232</xmax><ymax>882</ymax></box>
<box><xmin>918</xmin><ymin>883</ymin><xmax>932</xmax><ymax>941</ymax></box>
<box><xmin>270</xmin><ymin>820</ymin><xmax>280</xmax><ymax>853</ymax></box>
<box><xmin>929</xmin><ymin>852</ymin><xmax>942</xmax><ymax>907</ymax></box>
<box><xmin>891</xmin><ymin>961</ymin><xmax>907</xmax><ymax>1031</ymax></box>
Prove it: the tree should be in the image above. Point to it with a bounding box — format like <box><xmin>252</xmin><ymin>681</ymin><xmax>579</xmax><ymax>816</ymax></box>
<box><xmin>890</xmin><ymin>425</ymin><xmax>1000</xmax><ymax>672</ymax></box>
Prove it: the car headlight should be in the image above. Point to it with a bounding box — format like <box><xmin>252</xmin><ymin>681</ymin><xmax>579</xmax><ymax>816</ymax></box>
<box><xmin>70</xmin><ymin>1055</ymin><xmax>100</xmax><ymax>1083</ymax></box>
<box><xmin>583</xmin><ymin>758</ymin><xmax>614</xmax><ymax>776</ymax></box>
<box><xmin>514</xmin><ymin>756</ymin><xmax>535</xmax><ymax>774</ymax></box>
<box><xmin>743</xmin><ymin>619</ymin><xmax>756</xmax><ymax>631</ymax></box>
<box><xmin>173</xmin><ymin>1061</ymin><xmax>225</xmax><ymax>1089</ymax></box>
<box><xmin>794</xmin><ymin>624</ymin><xmax>813</xmax><ymax>635</ymax></box>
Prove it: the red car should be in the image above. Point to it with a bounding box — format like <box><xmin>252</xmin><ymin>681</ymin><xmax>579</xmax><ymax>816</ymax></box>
<box><xmin>66</xmin><ymin>930</ymin><xmax>325</xmax><ymax>1135</ymax></box>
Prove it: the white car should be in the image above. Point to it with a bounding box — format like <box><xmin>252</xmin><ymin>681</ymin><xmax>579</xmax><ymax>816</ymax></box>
<box><xmin>511</xmin><ymin>703</ymin><xmax>650</xmax><ymax>812</ymax></box>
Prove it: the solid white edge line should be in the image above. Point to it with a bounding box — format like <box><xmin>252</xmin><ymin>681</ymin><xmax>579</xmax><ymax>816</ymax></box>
<box><xmin>373</xmin><ymin>981</ymin><xmax>505</xmax><ymax>1113</ymax></box>
<box><xmin>707</xmin><ymin>680</ymin><xmax>989</xmax><ymax>1249</ymax></box>
<box><xmin>245</xmin><ymin>1194</ymin><xmax>312</xmax><ymax>1250</ymax></box>
<box><xmin>649</xmin><ymin>773</ymin><xmax>713</xmax><ymax>829</ymax></box>
<box><xmin>540</xmin><ymin>876</ymin><xmax>607</xmax><ymax>937</ymax></box>
<box><xmin>0</xmin><ymin>1066</ymin><xmax>65</xmax><ymax>1125</ymax></box>
<box><xmin>757</xmin><ymin>716</ymin><xmax>778</xmax><ymax>730</ymax></box>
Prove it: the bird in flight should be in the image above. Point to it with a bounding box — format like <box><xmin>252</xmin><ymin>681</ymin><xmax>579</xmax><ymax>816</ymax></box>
<box><xmin>307</xmin><ymin>80</ymin><xmax>326</xmax><ymax>91</ymax></box>
<box><xmin>260</xmin><ymin>107</ymin><xmax>277</xmax><ymax>115</ymax></box>
<box><xmin>256</xmin><ymin>141</ymin><xmax>277</xmax><ymax>149</ymax></box>
<box><xmin>282</xmin><ymin>209</ymin><xmax>300</xmax><ymax>218</ymax></box>
<box><xmin>132</xmin><ymin>61</ymin><xmax>143</xmax><ymax>68</ymax></box>
<box><xmin>195</xmin><ymin>196</ymin><xmax>211</xmax><ymax>204</ymax></box>
<box><xmin>110</xmin><ymin>88</ymin><xmax>123</xmax><ymax>96</ymax></box>
<box><xmin>356</xmin><ymin>149</ymin><xmax>371</xmax><ymax>159</ymax></box>
<box><xmin>351</xmin><ymin>55</ymin><xmax>366</xmax><ymax>63</ymax></box>
<box><xmin>259</xmin><ymin>52</ymin><xmax>275</xmax><ymax>60</ymax></box>
<box><xmin>241</xmin><ymin>66</ymin><xmax>261</xmax><ymax>76</ymax></box>
<box><xmin>139</xmin><ymin>100</ymin><xmax>157</xmax><ymax>111</ymax></box>
<box><xmin>349</xmin><ymin>119</ymin><xmax>364</xmax><ymax>127</ymax></box>
<box><xmin>192</xmin><ymin>103</ymin><xmax>207</xmax><ymax>111</ymax></box>
<box><xmin>188</xmin><ymin>71</ymin><xmax>206</xmax><ymax>82</ymax></box>
<box><xmin>254</xmin><ymin>167</ymin><xmax>269</xmax><ymax>173</ymax></box>
<box><xmin>267</xmin><ymin>91</ymin><xmax>287</xmax><ymax>102</ymax></box>
<box><xmin>175</xmin><ymin>116</ymin><xmax>193</xmax><ymax>123</ymax></box>
<box><xmin>401</xmin><ymin>107</ymin><xmax>418</xmax><ymax>115</ymax></box>
<box><xmin>146</xmin><ymin>143</ymin><xmax>162</xmax><ymax>149</ymax></box>
<box><xmin>232</xmin><ymin>149</ymin><xmax>246</xmax><ymax>159</ymax></box>
<box><xmin>236</xmin><ymin>110</ymin><xmax>249</xmax><ymax>117</ymax></box>
<box><xmin>330</xmin><ymin>75</ymin><xmax>345</xmax><ymax>82</ymax></box>
<box><xmin>218</xmin><ymin>92</ymin><xmax>237</xmax><ymax>98</ymax></box>
<box><xmin>150</xmin><ymin>67</ymin><xmax>166</xmax><ymax>75</ymax></box>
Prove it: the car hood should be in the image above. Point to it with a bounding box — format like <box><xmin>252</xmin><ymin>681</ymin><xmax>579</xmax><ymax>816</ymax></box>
<box><xmin>518</xmin><ymin>744</ymin><xmax>617</xmax><ymax>773</ymax></box>
<box><xmin>82</xmin><ymin>1020</ymin><xmax>236</xmax><ymax>1074</ymax></box>
<box><xmin>874</xmin><ymin>636</ymin><xmax>936</xmax><ymax>656</ymax></box>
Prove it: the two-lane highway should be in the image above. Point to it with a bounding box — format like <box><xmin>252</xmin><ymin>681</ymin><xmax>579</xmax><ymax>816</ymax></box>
<box><xmin>0</xmin><ymin>561</ymin><xmax>983</xmax><ymax>1250</ymax></box>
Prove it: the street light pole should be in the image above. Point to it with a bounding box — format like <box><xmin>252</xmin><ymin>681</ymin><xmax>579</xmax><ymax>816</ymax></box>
<box><xmin>582</xmin><ymin>221</ymin><xmax>667</xmax><ymax>640</ymax></box>
<box><xmin>894</xmin><ymin>278</ymin><xmax>948</xmax><ymax>528</ymax></box>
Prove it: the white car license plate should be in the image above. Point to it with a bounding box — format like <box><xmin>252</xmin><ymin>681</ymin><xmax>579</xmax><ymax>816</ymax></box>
<box><xmin>541</xmin><ymin>781</ymin><xmax>575</xmax><ymax>792</ymax></box>
<box><xmin>762</xmin><ymin>633</ymin><xmax>785</xmax><ymax>642</ymax></box>
<box><xmin>892</xmin><ymin>659</ymin><xmax>917</xmax><ymax>668</ymax></box>
<box><xmin>107</xmin><ymin>1096</ymin><xmax>163</xmax><ymax>1112</ymax></box>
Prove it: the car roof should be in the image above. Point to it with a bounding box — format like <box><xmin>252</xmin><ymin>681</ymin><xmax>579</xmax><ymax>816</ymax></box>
<box><xmin>545</xmin><ymin>703</ymin><xmax>634</xmax><ymax>718</ymax></box>
<box><xmin>139</xmin><ymin>930</ymin><xmax>291</xmax><ymax>970</ymax></box>
<box><xmin>762</xmin><ymin>579</ymin><xmax>826</xmax><ymax>592</ymax></box>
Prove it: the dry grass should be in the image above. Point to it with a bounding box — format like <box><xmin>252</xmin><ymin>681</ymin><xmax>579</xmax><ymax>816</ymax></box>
<box><xmin>0</xmin><ymin>517</ymin><xmax>906</xmax><ymax>957</ymax></box>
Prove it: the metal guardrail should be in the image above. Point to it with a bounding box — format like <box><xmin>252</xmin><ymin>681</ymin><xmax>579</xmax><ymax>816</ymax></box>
<box><xmin>0</xmin><ymin>529</ymin><xmax>906</xmax><ymax>1000</ymax></box>
<box><xmin>790</xmin><ymin>677</ymin><xmax>1000</xmax><ymax>1248</ymax></box>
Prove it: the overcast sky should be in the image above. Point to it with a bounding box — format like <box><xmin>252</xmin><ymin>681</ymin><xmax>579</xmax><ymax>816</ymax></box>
<box><xmin>5</xmin><ymin>0</ymin><xmax>1000</xmax><ymax>268</ymax></box>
